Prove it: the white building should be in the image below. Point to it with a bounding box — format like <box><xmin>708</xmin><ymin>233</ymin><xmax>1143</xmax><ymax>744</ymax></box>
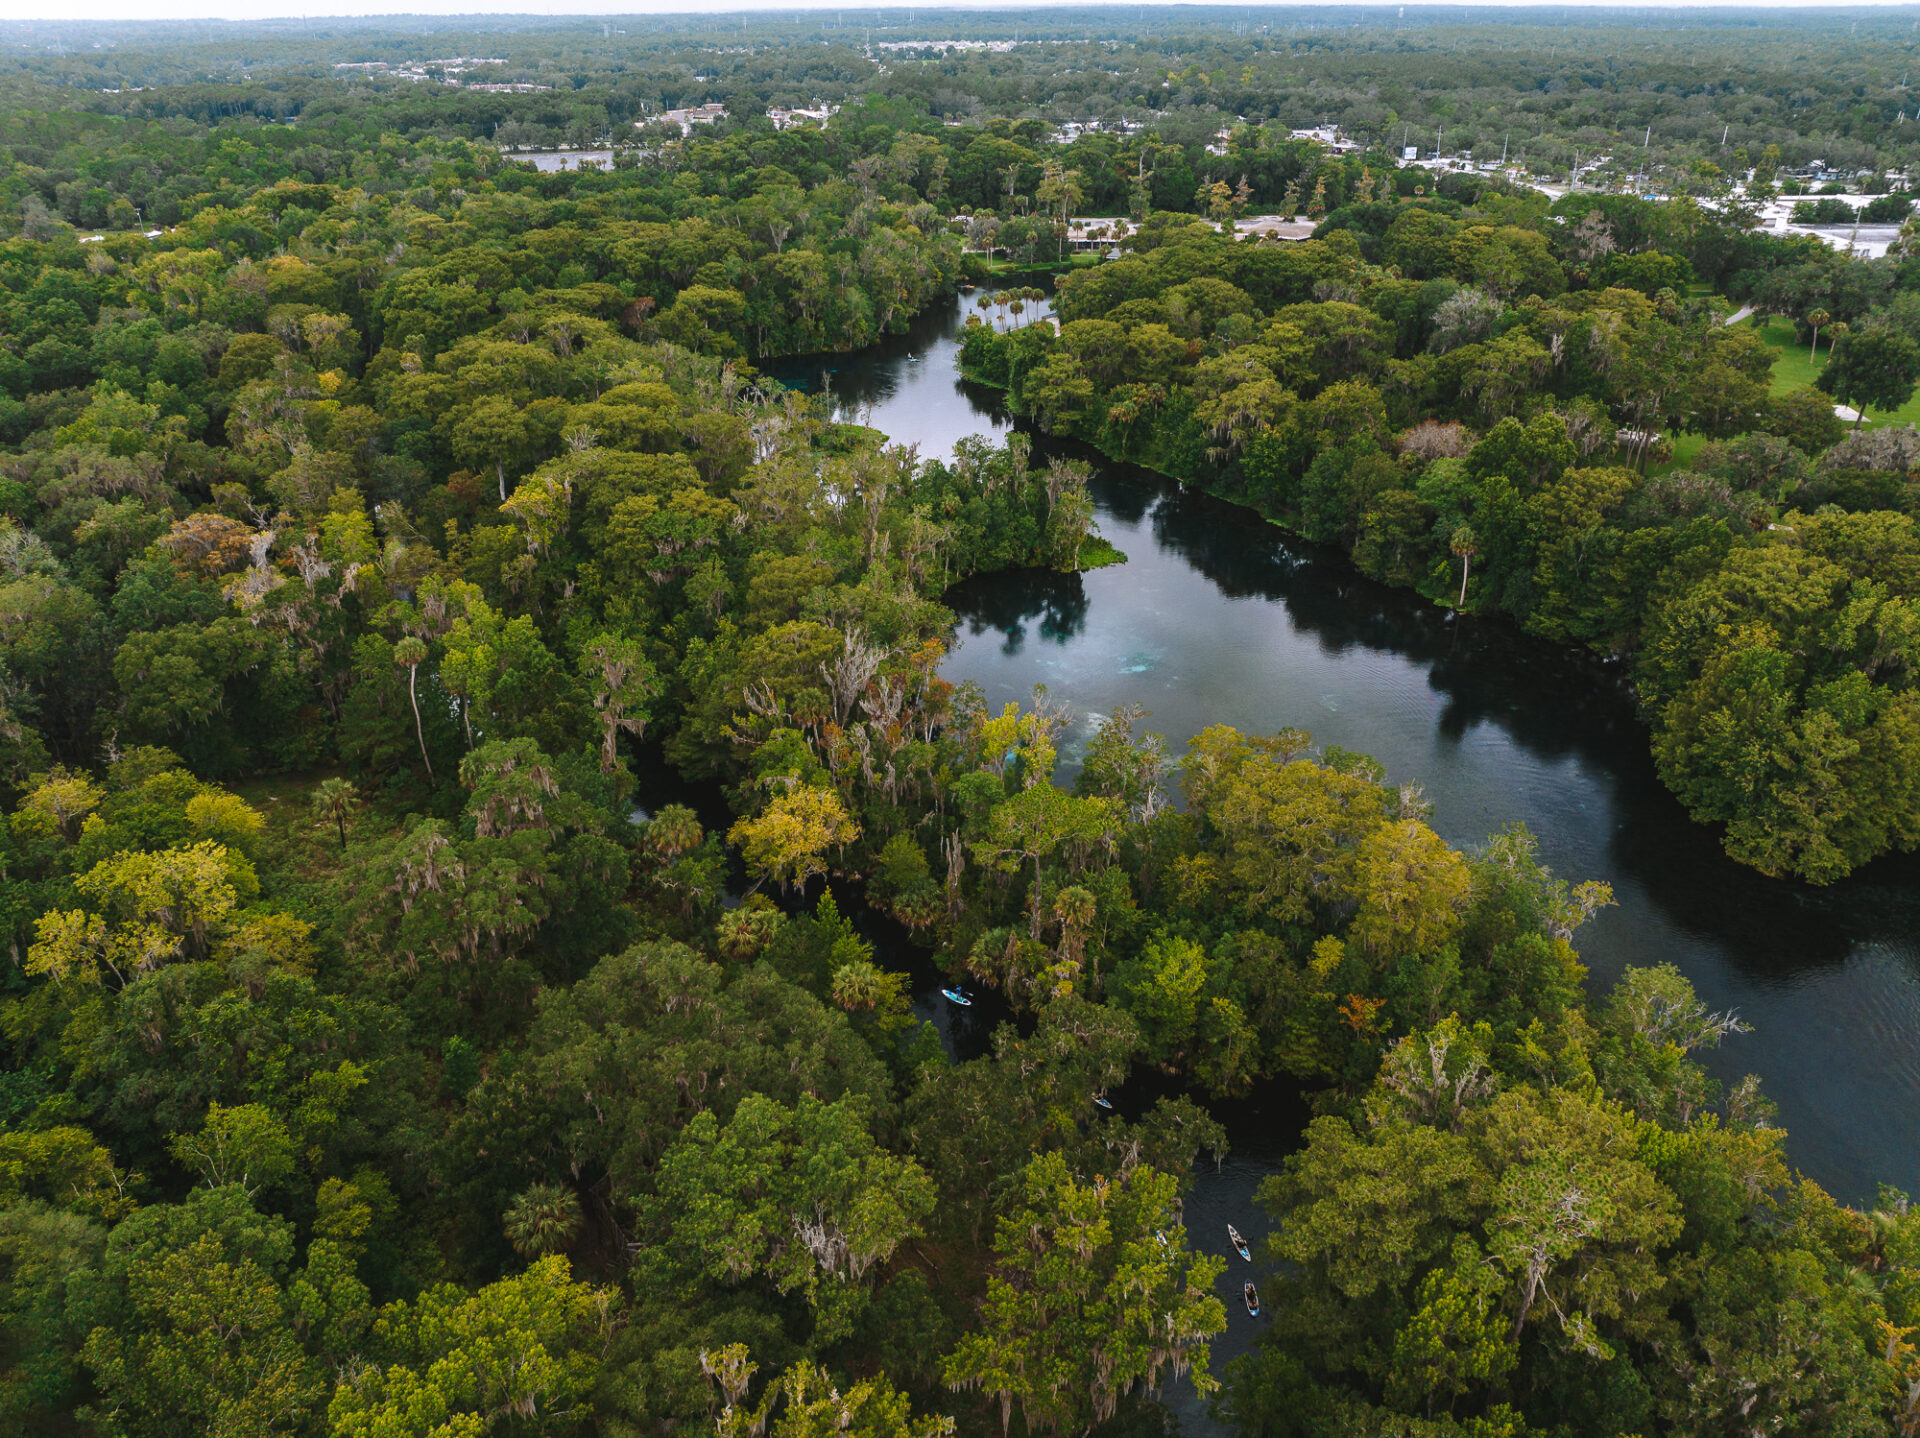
<box><xmin>1290</xmin><ymin>125</ymin><xmax>1359</xmax><ymax>155</ymax></box>
<box><xmin>644</xmin><ymin>103</ymin><xmax>728</xmax><ymax>136</ymax></box>
<box><xmin>767</xmin><ymin>104</ymin><xmax>835</xmax><ymax>130</ymax></box>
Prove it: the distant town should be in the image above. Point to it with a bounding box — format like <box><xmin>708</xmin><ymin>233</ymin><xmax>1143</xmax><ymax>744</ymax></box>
<box><xmin>334</xmin><ymin>57</ymin><xmax>550</xmax><ymax>92</ymax></box>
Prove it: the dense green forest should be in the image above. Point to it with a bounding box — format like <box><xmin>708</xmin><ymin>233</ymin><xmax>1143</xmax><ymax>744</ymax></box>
<box><xmin>3</xmin><ymin>12</ymin><xmax>1920</xmax><ymax>1438</ymax></box>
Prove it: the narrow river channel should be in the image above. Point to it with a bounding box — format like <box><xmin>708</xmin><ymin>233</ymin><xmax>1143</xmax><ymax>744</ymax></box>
<box><xmin>769</xmin><ymin>292</ymin><xmax>1920</xmax><ymax>1429</ymax></box>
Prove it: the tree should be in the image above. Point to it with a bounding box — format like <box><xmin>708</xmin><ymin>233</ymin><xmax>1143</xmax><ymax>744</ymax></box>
<box><xmin>651</xmin><ymin>1093</ymin><xmax>936</xmax><ymax>1341</ymax></box>
<box><xmin>976</xmin><ymin>785</ymin><xmax>1119</xmax><ymax>941</ymax></box>
<box><xmin>1110</xmin><ymin>932</ymin><xmax>1257</xmax><ymax>1093</ymax></box>
<box><xmin>1387</xmin><ymin>1238</ymin><xmax>1518</xmax><ymax>1413</ymax></box>
<box><xmin>1818</xmin><ymin>326</ymin><xmax>1920</xmax><ymax>428</ymax></box>
<box><xmin>499</xmin><ymin>469</ymin><xmax>573</xmax><ymax>569</ymax></box>
<box><xmin>1204</xmin><ymin>749</ymin><xmax>1388</xmax><ymax>925</ymax></box>
<box><xmin>1347</xmin><ymin>820</ymin><xmax>1472</xmax><ymax>962</ymax></box>
<box><xmin>1022</xmin><ymin>355</ymin><xmax>1094</xmax><ymax>435</ymax></box>
<box><xmin>452</xmin><ymin>396</ymin><xmax>532</xmax><ymax>502</ymax></box>
<box><xmin>167</xmin><ymin>1103</ymin><xmax>296</xmax><ymax>1200</ymax></box>
<box><xmin>503</xmin><ymin>1183</ymin><xmax>582</xmax><ymax>1259</ymax></box>
<box><xmin>309</xmin><ymin>777</ymin><xmax>358</xmax><ymax>849</ymax></box>
<box><xmin>583</xmin><ymin>631</ymin><xmax>658</xmax><ymax>772</ymax></box>
<box><xmin>393</xmin><ymin>636</ymin><xmax>434</xmax><ymax>781</ymax></box>
<box><xmin>28</xmin><ymin>841</ymin><xmax>254</xmax><ymax>986</ymax></box>
<box><xmin>496</xmin><ymin>940</ymin><xmax>891</xmax><ymax>1208</ymax></box>
<box><xmin>1480</xmin><ymin>1087</ymin><xmax>1680</xmax><ymax>1355</ymax></box>
<box><xmin>0</xmin><ymin>1127</ymin><xmax>138</xmax><ymax>1221</ymax></box>
<box><xmin>1076</xmin><ymin>704</ymin><xmax>1171</xmax><ymax>821</ymax></box>
<box><xmin>1807</xmin><ymin>308</ymin><xmax>1831</xmax><ymax>363</ymax></box>
<box><xmin>0</xmin><ymin>1201</ymin><xmax>109</xmax><ymax>1428</ymax></box>
<box><xmin>1449</xmin><ymin>525</ymin><xmax>1478</xmax><ymax>608</ymax></box>
<box><xmin>351</xmin><ymin>738</ymin><xmax>628</xmax><ymax>972</ymax></box>
<box><xmin>943</xmin><ymin>1152</ymin><xmax>1225</xmax><ymax>1436</ymax></box>
<box><xmin>327</xmin><ymin>1257</ymin><xmax>614</xmax><ymax>1437</ymax></box>
<box><xmin>1036</xmin><ymin>161</ymin><xmax>1085</xmax><ymax>260</ymax></box>
<box><xmin>1656</xmin><ymin>1247</ymin><xmax>1887</xmax><ymax>1436</ymax></box>
<box><xmin>1640</xmin><ymin>519</ymin><xmax>1920</xmax><ymax>880</ymax></box>
<box><xmin>1262</xmin><ymin>1116</ymin><xmax>1491</xmax><ymax>1305</ymax></box>
<box><xmin>729</xmin><ymin>786</ymin><xmax>859</xmax><ymax>894</ymax></box>
<box><xmin>707</xmin><ymin>1349</ymin><xmax>954</xmax><ymax>1438</ymax></box>
<box><xmin>12</xmin><ymin>766</ymin><xmax>104</xmax><ymax>844</ymax></box>
<box><xmin>80</xmin><ymin>1186</ymin><xmax>322</xmax><ymax>1438</ymax></box>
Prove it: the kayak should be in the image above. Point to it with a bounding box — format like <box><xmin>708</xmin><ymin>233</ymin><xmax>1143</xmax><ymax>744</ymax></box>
<box><xmin>940</xmin><ymin>988</ymin><xmax>972</xmax><ymax>1006</ymax></box>
<box><xmin>1228</xmin><ymin>1224</ymin><xmax>1251</xmax><ymax>1261</ymax></box>
<box><xmin>1244</xmin><ymin>1281</ymin><xmax>1261</xmax><ymax>1317</ymax></box>
<box><xmin>1093</xmin><ymin>1093</ymin><xmax>1114</xmax><ymax>1110</ymax></box>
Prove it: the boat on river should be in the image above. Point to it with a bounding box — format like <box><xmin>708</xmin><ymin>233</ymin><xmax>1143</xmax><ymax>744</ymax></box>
<box><xmin>940</xmin><ymin>987</ymin><xmax>972</xmax><ymax>1007</ymax></box>
<box><xmin>1228</xmin><ymin>1224</ymin><xmax>1251</xmax><ymax>1261</ymax></box>
<box><xmin>1244</xmin><ymin>1282</ymin><xmax>1261</xmax><ymax>1317</ymax></box>
<box><xmin>1093</xmin><ymin>1093</ymin><xmax>1114</xmax><ymax>1111</ymax></box>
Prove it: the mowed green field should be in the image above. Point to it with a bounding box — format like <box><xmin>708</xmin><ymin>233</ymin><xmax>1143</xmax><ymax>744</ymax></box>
<box><xmin>1753</xmin><ymin>313</ymin><xmax>1920</xmax><ymax>426</ymax></box>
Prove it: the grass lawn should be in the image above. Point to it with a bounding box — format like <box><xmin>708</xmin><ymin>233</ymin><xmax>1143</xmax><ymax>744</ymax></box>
<box><xmin>972</xmin><ymin>252</ymin><xmax>1102</xmax><ymax>279</ymax></box>
<box><xmin>1647</xmin><ymin>311</ymin><xmax>1906</xmax><ymax>474</ymax></box>
<box><xmin>1666</xmin><ymin>432</ymin><xmax>1710</xmax><ymax>469</ymax></box>
<box><xmin>1751</xmin><ymin>313</ymin><xmax>1920</xmax><ymax>426</ymax></box>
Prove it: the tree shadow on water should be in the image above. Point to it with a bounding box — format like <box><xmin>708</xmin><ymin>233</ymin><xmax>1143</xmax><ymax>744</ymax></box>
<box><xmin>1101</xmin><ymin>463</ymin><xmax>1920</xmax><ymax>986</ymax></box>
<box><xmin>946</xmin><ymin>567</ymin><xmax>1089</xmax><ymax>656</ymax></box>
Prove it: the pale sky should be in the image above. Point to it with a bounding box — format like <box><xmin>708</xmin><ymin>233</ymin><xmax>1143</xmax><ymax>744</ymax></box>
<box><xmin>7</xmin><ymin>0</ymin><xmax>1918</xmax><ymax>22</ymax></box>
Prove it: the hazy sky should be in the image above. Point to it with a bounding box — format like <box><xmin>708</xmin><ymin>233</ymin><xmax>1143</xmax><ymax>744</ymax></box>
<box><xmin>17</xmin><ymin>0</ymin><xmax>1920</xmax><ymax>22</ymax></box>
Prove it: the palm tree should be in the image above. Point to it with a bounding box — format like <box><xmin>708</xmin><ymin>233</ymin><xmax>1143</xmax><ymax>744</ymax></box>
<box><xmin>1825</xmin><ymin>322</ymin><xmax>1856</xmax><ymax>422</ymax></box>
<box><xmin>310</xmin><ymin>777</ymin><xmax>359</xmax><ymax>849</ymax></box>
<box><xmin>644</xmin><ymin>803</ymin><xmax>705</xmax><ymax>861</ymax></box>
<box><xmin>830</xmin><ymin>959</ymin><xmax>891</xmax><ymax>1013</ymax></box>
<box><xmin>1808</xmin><ymin>308</ymin><xmax>1831</xmax><ymax>363</ymax></box>
<box><xmin>394</xmin><ymin>636</ymin><xmax>434</xmax><ymax>780</ymax></box>
<box><xmin>503</xmin><ymin>1182</ymin><xmax>581</xmax><ymax>1258</ymax></box>
<box><xmin>1450</xmin><ymin>525</ymin><xmax>1479</xmax><ymax>608</ymax></box>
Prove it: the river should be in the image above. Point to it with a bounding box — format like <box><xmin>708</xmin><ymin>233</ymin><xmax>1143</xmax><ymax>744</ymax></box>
<box><xmin>769</xmin><ymin>292</ymin><xmax>1920</xmax><ymax>1428</ymax></box>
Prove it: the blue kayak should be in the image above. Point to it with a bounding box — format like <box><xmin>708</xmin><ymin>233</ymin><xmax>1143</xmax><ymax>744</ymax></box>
<box><xmin>941</xmin><ymin>988</ymin><xmax>973</xmax><ymax>1007</ymax></box>
<box><xmin>1093</xmin><ymin>1094</ymin><xmax>1115</xmax><ymax>1111</ymax></box>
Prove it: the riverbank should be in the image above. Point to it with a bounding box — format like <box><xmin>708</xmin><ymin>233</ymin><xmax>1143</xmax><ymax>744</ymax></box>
<box><xmin>954</xmin><ymin>308</ymin><xmax>1920</xmax><ymax>887</ymax></box>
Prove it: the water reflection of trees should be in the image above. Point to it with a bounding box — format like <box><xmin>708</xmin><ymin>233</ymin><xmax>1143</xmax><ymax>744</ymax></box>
<box><xmin>952</xmin><ymin>403</ymin><xmax>1917</xmax><ymax>987</ymax></box>
<box><xmin>947</xmin><ymin>567</ymin><xmax>1089</xmax><ymax>655</ymax></box>
<box><xmin>760</xmin><ymin>296</ymin><xmax>964</xmax><ymax>405</ymax></box>
<box><xmin>1120</xmin><ymin>463</ymin><xmax>1920</xmax><ymax>981</ymax></box>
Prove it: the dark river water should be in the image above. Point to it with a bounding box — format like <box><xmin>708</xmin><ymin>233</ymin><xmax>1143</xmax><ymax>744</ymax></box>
<box><xmin>769</xmin><ymin>293</ymin><xmax>1920</xmax><ymax>1428</ymax></box>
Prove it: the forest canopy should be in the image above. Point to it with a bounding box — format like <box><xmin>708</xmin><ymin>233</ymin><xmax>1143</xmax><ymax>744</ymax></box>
<box><xmin>3</xmin><ymin>11</ymin><xmax>1920</xmax><ymax>1438</ymax></box>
